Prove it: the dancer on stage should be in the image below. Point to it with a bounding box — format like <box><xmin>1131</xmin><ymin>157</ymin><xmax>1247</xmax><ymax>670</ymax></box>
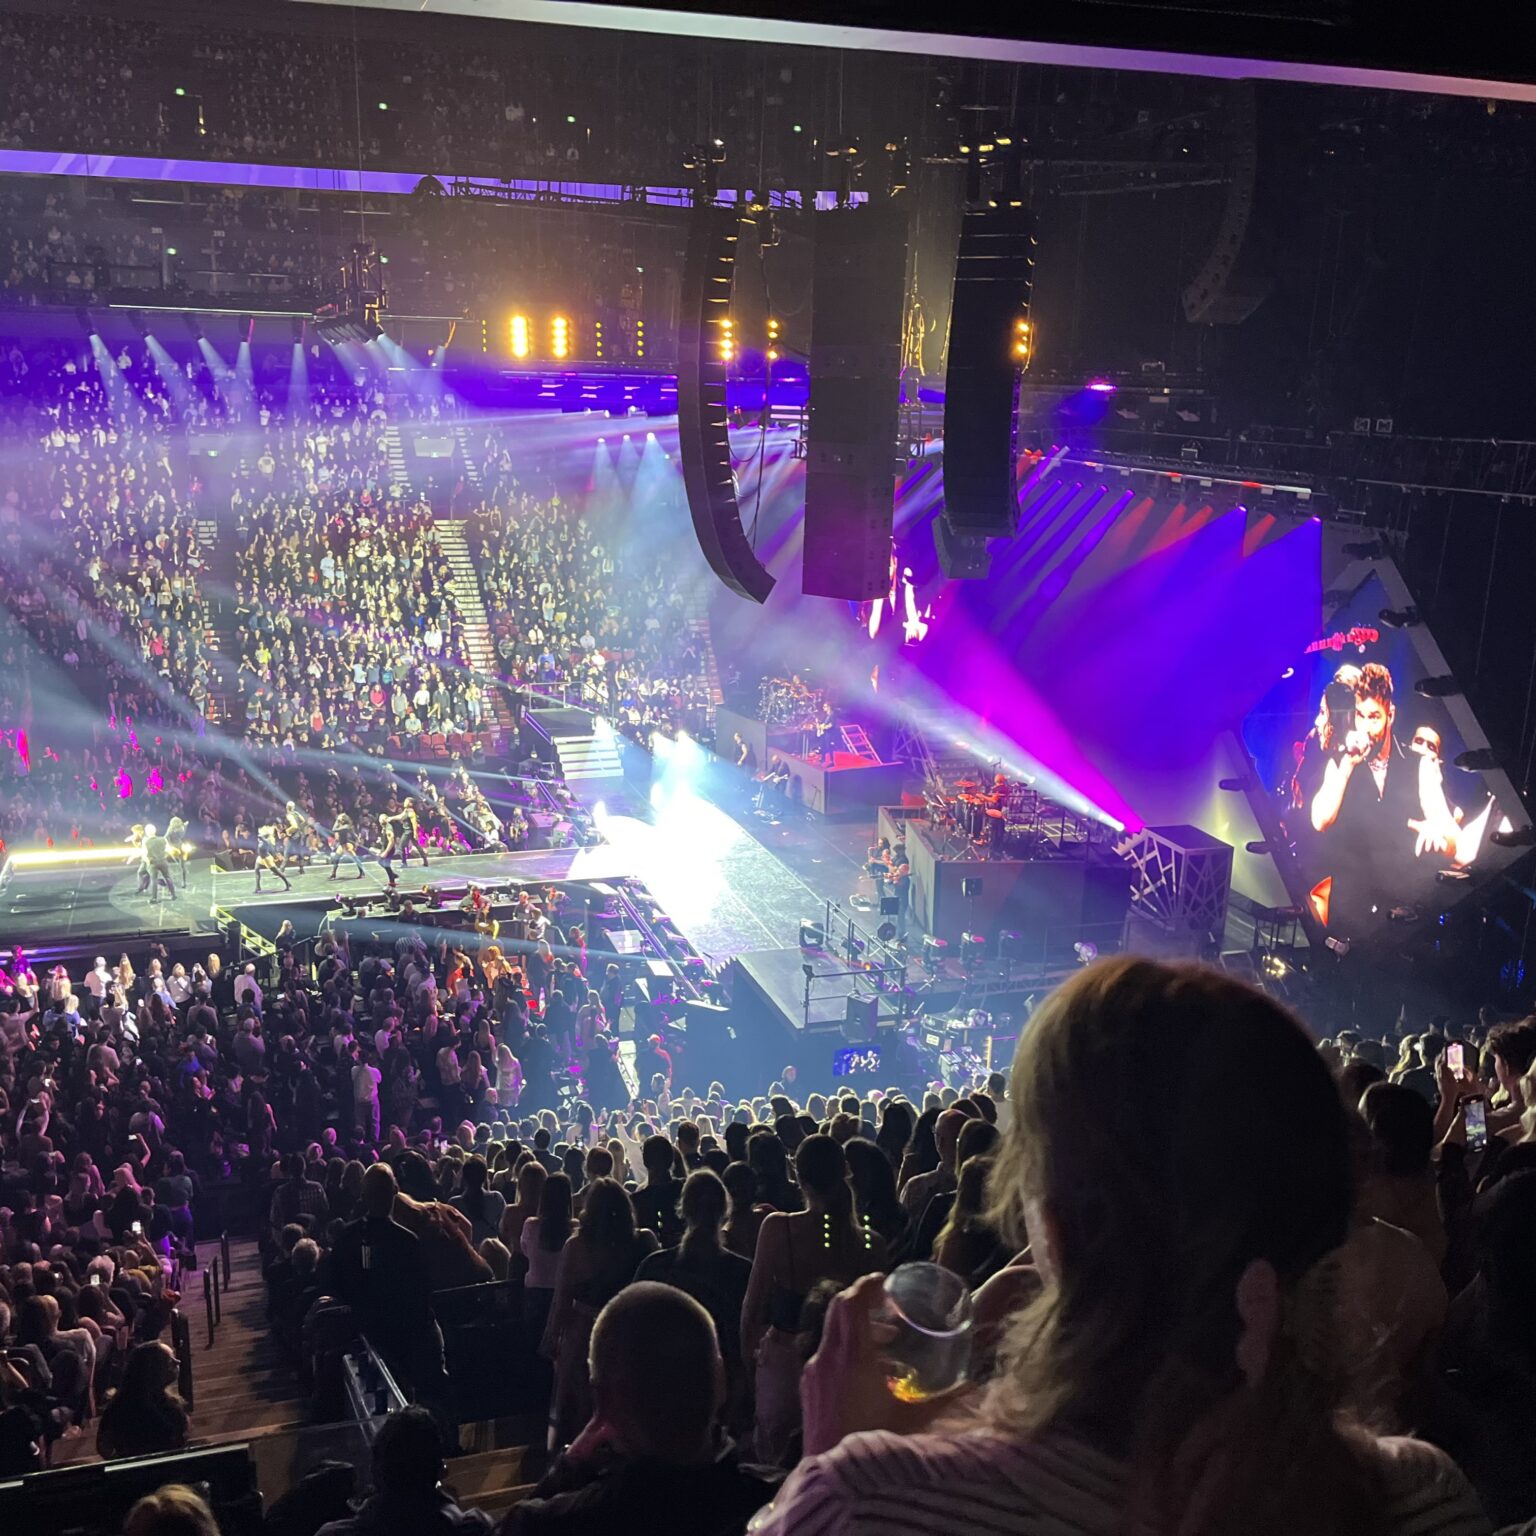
<box><xmin>329</xmin><ymin>812</ymin><xmax>367</xmax><ymax>880</ymax></box>
<box><xmin>165</xmin><ymin>815</ymin><xmax>191</xmax><ymax>891</ymax></box>
<box><xmin>282</xmin><ymin>800</ymin><xmax>312</xmax><ymax>874</ymax></box>
<box><xmin>138</xmin><ymin>823</ymin><xmax>177</xmax><ymax>902</ymax></box>
<box><xmin>256</xmin><ymin>822</ymin><xmax>293</xmax><ymax>893</ymax></box>
<box><xmin>380</xmin><ymin>798</ymin><xmax>427</xmax><ymax>887</ymax></box>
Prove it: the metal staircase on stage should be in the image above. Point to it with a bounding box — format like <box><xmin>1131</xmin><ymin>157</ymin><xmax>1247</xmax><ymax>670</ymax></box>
<box><xmin>839</xmin><ymin>723</ymin><xmax>880</xmax><ymax>763</ymax></box>
<box><xmin>551</xmin><ymin>731</ymin><xmax>623</xmax><ymax>781</ymax></box>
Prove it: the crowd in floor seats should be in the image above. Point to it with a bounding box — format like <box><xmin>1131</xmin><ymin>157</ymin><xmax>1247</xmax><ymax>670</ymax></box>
<box><xmin>7</xmin><ymin>929</ymin><xmax>1536</xmax><ymax>1533</ymax></box>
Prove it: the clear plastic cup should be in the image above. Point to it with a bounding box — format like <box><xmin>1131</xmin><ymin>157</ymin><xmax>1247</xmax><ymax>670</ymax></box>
<box><xmin>882</xmin><ymin>1261</ymin><xmax>973</xmax><ymax>1403</ymax></box>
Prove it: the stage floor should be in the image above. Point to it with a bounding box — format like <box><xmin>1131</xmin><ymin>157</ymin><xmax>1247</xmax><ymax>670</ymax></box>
<box><xmin>0</xmin><ymin>755</ymin><xmax>904</xmax><ymax>970</ymax></box>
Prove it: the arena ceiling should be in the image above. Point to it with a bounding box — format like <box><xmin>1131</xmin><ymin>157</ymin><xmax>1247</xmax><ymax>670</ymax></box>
<box><xmin>298</xmin><ymin>0</ymin><xmax>1536</xmax><ymax>102</ymax></box>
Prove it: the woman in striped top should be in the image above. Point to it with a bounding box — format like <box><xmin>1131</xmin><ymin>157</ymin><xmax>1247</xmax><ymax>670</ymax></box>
<box><xmin>751</xmin><ymin>958</ymin><xmax>1491</xmax><ymax>1536</ymax></box>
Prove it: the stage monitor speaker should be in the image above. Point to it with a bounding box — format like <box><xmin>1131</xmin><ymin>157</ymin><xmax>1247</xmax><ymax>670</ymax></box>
<box><xmin>678</xmin><ymin>205</ymin><xmax>776</xmax><ymax>603</ymax></box>
<box><xmin>879</xmin><ymin>895</ymin><xmax>901</xmax><ymax>916</ymax></box>
<box><xmin>934</xmin><ymin>515</ymin><xmax>992</xmax><ymax>580</ymax></box>
<box><xmin>961</xmin><ymin>876</ymin><xmax>984</xmax><ymax>898</ymax></box>
<box><xmin>803</xmin><ymin>205</ymin><xmax>909</xmax><ymax>600</ymax></box>
<box><xmin>843</xmin><ymin>992</ymin><xmax>880</xmax><ymax>1040</ymax></box>
<box><xmin>939</xmin><ymin>203</ymin><xmax>1037</xmax><ymax>544</ymax></box>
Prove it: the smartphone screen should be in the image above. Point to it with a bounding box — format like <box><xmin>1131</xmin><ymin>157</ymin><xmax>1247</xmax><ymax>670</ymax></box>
<box><xmin>90</xmin><ymin>1274</ymin><xmax>101</xmax><ymax>1287</ymax></box>
<box><xmin>1464</xmin><ymin>1097</ymin><xmax>1489</xmax><ymax>1152</ymax></box>
<box><xmin>131</xmin><ymin>1221</ymin><xmax>142</xmax><ymax>1234</ymax></box>
<box><xmin>1446</xmin><ymin>1042</ymin><xmax>1465</xmax><ymax>1076</ymax></box>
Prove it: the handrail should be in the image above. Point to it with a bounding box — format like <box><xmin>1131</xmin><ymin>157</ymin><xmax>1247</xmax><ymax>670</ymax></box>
<box><xmin>220</xmin><ymin>1231</ymin><xmax>231</xmax><ymax>1289</ymax></box>
<box><xmin>342</xmin><ymin>1340</ymin><xmax>409</xmax><ymax>1430</ymax></box>
<box><xmin>172</xmin><ymin>1309</ymin><xmax>195</xmax><ymax>1409</ymax></box>
<box><xmin>203</xmin><ymin>1269</ymin><xmax>216</xmax><ymax>1347</ymax></box>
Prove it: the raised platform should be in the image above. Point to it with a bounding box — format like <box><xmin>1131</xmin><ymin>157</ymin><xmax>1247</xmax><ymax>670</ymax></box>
<box><xmin>716</xmin><ymin>705</ymin><xmax>906</xmax><ymax>817</ymax></box>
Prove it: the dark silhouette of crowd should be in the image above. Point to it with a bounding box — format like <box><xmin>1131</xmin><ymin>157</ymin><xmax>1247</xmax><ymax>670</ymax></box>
<box><xmin>9</xmin><ymin>940</ymin><xmax>1536</xmax><ymax>1533</ymax></box>
<box><xmin>0</xmin><ymin>6</ymin><xmax>894</xmax><ymax>190</ymax></box>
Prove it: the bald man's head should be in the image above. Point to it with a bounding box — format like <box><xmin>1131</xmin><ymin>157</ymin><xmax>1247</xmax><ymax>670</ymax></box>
<box><xmin>589</xmin><ymin>1282</ymin><xmax>723</xmax><ymax>1462</ymax></box>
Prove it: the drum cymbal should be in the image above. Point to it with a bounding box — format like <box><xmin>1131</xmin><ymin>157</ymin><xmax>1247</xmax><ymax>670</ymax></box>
<box><xmin>953</xmin><ymin>779</ymin><xmax>980</xmax><ymax>789</ymax></box>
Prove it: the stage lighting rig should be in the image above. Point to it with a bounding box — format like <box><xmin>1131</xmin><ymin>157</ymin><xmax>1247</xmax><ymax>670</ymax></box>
<box><xmin>313</xmin><ymin>240</ymin><xmax>387</xmax><ymax>345</ymax></box>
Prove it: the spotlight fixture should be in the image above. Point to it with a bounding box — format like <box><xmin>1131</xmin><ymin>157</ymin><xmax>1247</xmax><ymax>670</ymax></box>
<box><xmin>1414</xmin><ymin>676</ymin><xmax>1461</xmax><ymax>698</ymax></box>
<box><xmin>1379</xmin><ymin>606</ymin><xmax>1421</xmax><ymax>628</ymax></box>
<box><xmin>1218</xmin><ymin>776</ymin><xmax>1254</xmax><ymax>793</ymax></box>
<box><xmin>128</xmin><ymin>311</ymin><xmax>150</xmax><ymax>339</ymax></box>
<box><xmin>1073</xmin><ymin>940</ymin><xmax>1099</xmax><ymax>965</ymax></box>
<box><xmin>550</xmin><ymin>314</ymin><xmax>570</xmax><ymax>360</ymax></box>
<box><xmin>74</xmin><ymin>307</ymin><xmax>96</xmax><ymax>338</ymax></box>
<box><xmin>1453</xmin><ymin>747</ymin><xmax>1499</xmax><ymax>771</ymax></box>
<box><xmin>509</xmin><ymin>314</ymin><xmax>530</xmax><ymax>360</ymax></box>
<box><xmin>1245</xmin><ymin>841</ymin><xmax>1272</xmax><ymax>855</ymax></box>
<box><xmin>181</xmin><ymin>313</ymin><xmax>205</xmax><ymax>342</ymax></box>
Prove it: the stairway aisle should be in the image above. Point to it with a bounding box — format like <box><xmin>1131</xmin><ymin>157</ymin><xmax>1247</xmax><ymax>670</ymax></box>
<box><xmin>436</xmin><ymin>518</ymin><xmax>514</xmax><ymax>739</ymax></box>
<box><xmin>189</xmin><ymin>1238</ymin><xmax>311</xmax><ymax>1445</ymax></box>
<box><xmin>687</xmin><ymin>612</ymin><xmax>723</xmax><ymax>708</ymax></box>
<box><xmin>196</xmin><ymin>514</ymin><xmax>242</xmax><ymax>730</ymax></box>
<box><xmin>452</xmin><ymin>422</ymin><xmax>483</xmax><ymax>495</ymax></box>
<box><xmin>382</xmin><ymin>424</ymin><xmax>411</xmax><ymax>497</ymax></box>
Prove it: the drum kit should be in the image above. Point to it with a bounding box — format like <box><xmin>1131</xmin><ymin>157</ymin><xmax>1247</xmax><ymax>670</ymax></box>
<box><xmin>757</xmin><ymin>675</ymin><xmax>826</xmax><ymax>729</ymax></box>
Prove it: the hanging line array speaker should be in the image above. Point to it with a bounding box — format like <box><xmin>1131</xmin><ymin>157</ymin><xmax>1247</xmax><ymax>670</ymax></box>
<box><xmin>937</xmin><ymin>203</ymin><xmax>1037</xmax><ymax>574</ymax></box>
<box><xmin>803</xmin><ymin>204</ymin><xmax>911</xmax><ymax>600</ymax></box>
<box><xmin>677</xmin><ymin>204</ymin><xmax>775</xmax><ymax>603</ymax></box>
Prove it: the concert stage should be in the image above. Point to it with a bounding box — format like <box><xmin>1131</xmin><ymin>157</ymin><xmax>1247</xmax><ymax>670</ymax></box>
<box><xmin>0</xmin><ymin>845</ymin><xmax>638</xmax><ymax>958</ymax></box>
<box><xmin>716</xmin><ymin>705</ymin><xmax>907</xmax><ymax>817</ymax></box>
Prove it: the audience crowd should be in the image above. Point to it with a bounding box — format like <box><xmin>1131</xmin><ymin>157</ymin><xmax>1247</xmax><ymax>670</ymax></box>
<box><xmin>0</xmin><ymin>331</ymin><xmax>715</xmax><ymax>856</ymax></box>
<box><xmin>0</xmin><ymin>8</ymin><xmax>888</xmax><ymax>189</ymax></box>
<box><xmin>7</xmin><ymin>917</ymin><xmax>1536</xmax><ymax>1533</ymax></box>
<box><xmin>0</xmin><ymin>179</ymin><xmax>669</xmax><ymax>369</ymax></box>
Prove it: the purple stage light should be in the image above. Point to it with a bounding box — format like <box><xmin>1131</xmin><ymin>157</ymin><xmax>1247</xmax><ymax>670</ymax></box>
<box><xmin>1087</xmin><ymin>380</ymin><xmax>1116</xmax><ymax>393</ymax></box>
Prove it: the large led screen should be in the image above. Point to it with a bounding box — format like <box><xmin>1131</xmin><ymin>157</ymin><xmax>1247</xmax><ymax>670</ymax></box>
<box><xmin>1243</xmin><ymin>574</ymin><xmax>1513</xmax><ymax>945</ymax></box>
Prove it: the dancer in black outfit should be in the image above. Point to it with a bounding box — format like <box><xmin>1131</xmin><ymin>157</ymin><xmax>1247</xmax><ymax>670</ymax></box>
<box><xmin>256</xmin><ymin>823</ymin><xmax>293</xmax><ymax>893</ymax></box>
<box><xmin>329</xmin><ymin>812</ymin><xmax>367</xmax><ymax>880</ymax></box>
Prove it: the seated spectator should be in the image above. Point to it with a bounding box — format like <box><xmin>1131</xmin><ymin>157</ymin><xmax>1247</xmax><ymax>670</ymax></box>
<box><xmin>753</xmin><ymin>958</ymin><xmax>1489</xmax><ymax>1535</ymax></box>
<box><xmin>317</xmin><ymin>1404</ymin><xmax>491</xmax><ymax>1536</ymax></box>
<box><xmin>499</xmin><ymin>1283</ymin><xmax>781</xmax><ymax>1535</ymax></box>
<box><xmin>124</xmin><ymin>1484</ymin><xmax>221</xmax><ymax>1536</ymax></box>
<box><xmin>96</xmin><ymin>1340</ymin><xmax>189</xmax><ymax>1460</ymax></box>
